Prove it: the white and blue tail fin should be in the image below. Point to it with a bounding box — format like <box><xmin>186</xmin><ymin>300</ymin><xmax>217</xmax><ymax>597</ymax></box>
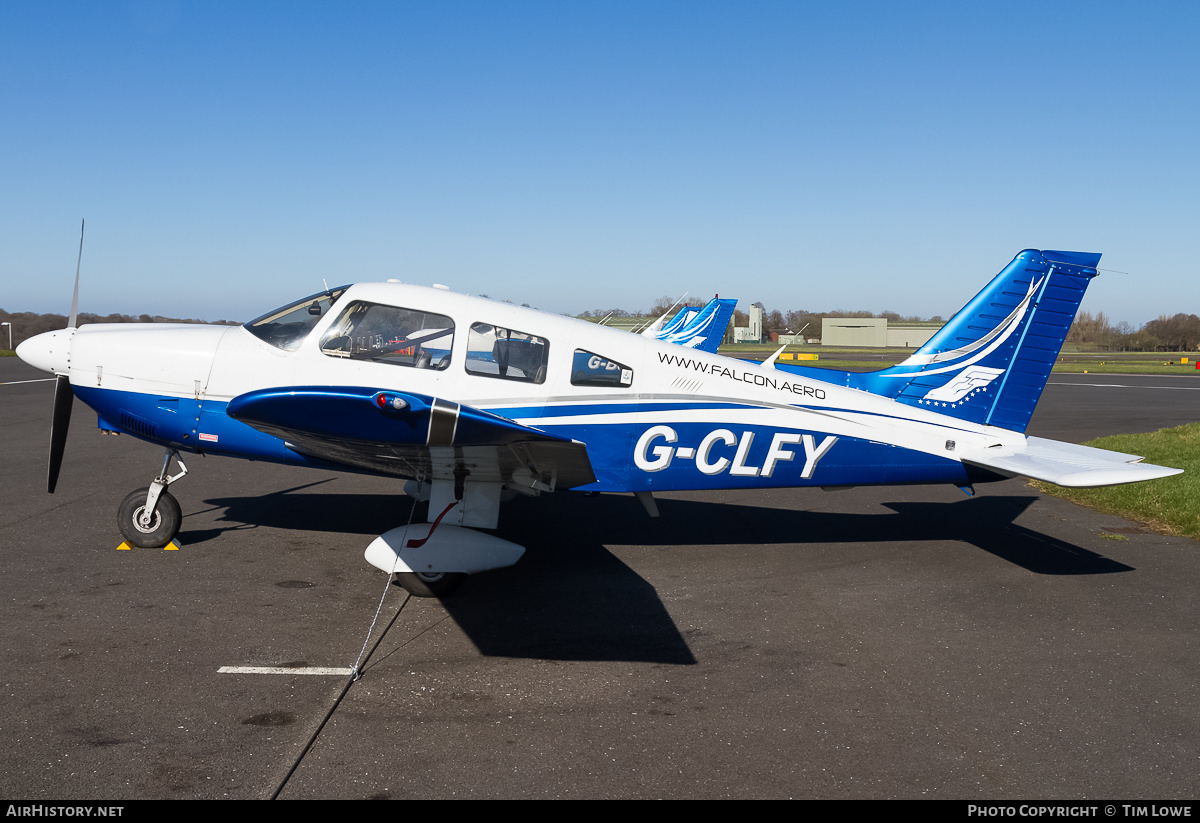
<box><xmin>649</xmin><ymin>306</ymin><xmax>699</xmax><ymax>338</ymax></box>
<box><xmin>852</xmin><ymin>249</ymin><xmax>1101</xmax><ymax>433</ymax></box>
<box><xmin>654</xmin><ymin>297</ymin><xmax>738</xmax><ymax>353</ymax></box>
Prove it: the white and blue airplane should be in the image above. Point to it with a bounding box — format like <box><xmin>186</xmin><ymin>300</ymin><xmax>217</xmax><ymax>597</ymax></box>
<box><xmin>17</xmin><ymin>248</ymin><xmax>1181</xmax><ymax>596</ymax></box>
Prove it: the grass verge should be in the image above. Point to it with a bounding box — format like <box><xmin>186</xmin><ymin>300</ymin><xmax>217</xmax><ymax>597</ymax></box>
<box><xmin>1047</xmin><ymin>362</ymin><xmax>1200</xmax><ymax>376</ymax></box>
<box><xmin>1030</xmin><ymin>422</ymin><xmax>1200</xmax><ymax>539</ymax></box>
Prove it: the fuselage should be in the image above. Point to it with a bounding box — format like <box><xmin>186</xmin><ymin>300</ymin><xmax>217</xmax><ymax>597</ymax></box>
<box><xmin>19</xmin><ymin>281</ymin><xmax>1027</xmax><ymax>493</ymax></box>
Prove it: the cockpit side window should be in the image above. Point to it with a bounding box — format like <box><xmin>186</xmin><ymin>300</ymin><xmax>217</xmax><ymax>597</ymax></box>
<box><xmin>244</xmin><ymin>286</ymin><xmax>349</xmax><ymax>352</ymax></box>
<box><xmin>465</xmin><ymin>323</ymin><xmax>549</xmax><ymax>384</ymax></box>
<box><xmin>571</xmin><ymin>349</ymin><xmax>633</xmax><ymax>387</ymax></box>
<box><xmin>319</xmin><ymin>301</ymin><xmax>454</xmax><ymax>370</ymax></box>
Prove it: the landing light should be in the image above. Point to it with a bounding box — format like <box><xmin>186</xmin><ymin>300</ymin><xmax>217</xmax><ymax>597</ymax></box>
<box><xmin>375</xmin><ymin>394</ymin><xmax>408</xmax><ymax>411</ymax></box>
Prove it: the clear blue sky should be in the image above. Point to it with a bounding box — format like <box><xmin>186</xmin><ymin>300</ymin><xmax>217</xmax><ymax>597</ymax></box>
<box><xmin>3</xmin><ymin>1</ymin><xmax>1197</xmax><ymax>327</ymax></box>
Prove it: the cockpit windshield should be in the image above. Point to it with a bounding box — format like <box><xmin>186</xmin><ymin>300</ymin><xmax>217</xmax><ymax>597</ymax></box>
<box><xmin>244</xmin><ymin>285</ymin><xmax>351</xmax><ymax>351</ymax></box>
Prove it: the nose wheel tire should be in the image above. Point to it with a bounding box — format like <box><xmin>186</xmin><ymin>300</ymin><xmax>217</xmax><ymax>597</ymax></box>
<box><xmin>117</xmin><ymin>487</ymin><xmax>182</xmax><ymax>548</ymax></box>
<box><xmin>394</xmin><ymin>571</ymin><xmax>465</xmax><ymax>598</ymax></box>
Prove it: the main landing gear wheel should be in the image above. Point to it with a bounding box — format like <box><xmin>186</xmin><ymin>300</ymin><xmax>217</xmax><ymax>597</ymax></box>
<box><xmin>117</xmin><ymin>487</ymin><xmax>182</xmax><ymax>548</ymax></box>
<box><xmin>394</xmin><ymin>571</ymin><xmax>466</xmax><ymax>598</ymax></box>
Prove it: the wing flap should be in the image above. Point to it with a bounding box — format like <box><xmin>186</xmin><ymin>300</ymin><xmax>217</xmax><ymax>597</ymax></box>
<box><xmin>961</xmin><ymin>435</ymin><xmax>1182</xmax><ymax>488</ymax></box>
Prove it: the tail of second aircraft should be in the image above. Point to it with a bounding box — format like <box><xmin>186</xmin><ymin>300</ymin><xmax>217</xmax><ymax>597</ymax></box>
<box><xmin>656</xmin><ymin>297</ymin><xmax>739</xmax><ymax>353</ymax></box>
<box><xmin>846</xmin><ymin>249</ymin><xmax>1101</xmax><ymax>432</ymax></box>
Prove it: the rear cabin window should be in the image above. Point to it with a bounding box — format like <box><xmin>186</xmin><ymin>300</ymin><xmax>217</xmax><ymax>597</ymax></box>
<box><xmin>571</xmin><ymin>349</ymin><xmax>633</xmax><ymax>387</ymax></box>
<box><xmin>320</xmin><ymin>301</ymin><xmax>454</xmax><ymax>370</ymax></box>
<box><xmin>465</xmin><ymin>323</ymin><xmax>549</xmax><ymax>384</ymax></box>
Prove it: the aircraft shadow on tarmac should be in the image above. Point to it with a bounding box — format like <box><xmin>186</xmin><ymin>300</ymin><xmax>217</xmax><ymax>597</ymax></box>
<box><xmin>186</xmin><ymin>487</ymin><xmax>1132</xmax><ymax>665</ymax></box>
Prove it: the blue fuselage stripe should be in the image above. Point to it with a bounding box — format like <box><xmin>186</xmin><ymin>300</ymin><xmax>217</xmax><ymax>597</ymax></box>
<box><xmin>72</xmin><ymin>385</ymin><xmax>969</xmax><ymax>492</ymax></box>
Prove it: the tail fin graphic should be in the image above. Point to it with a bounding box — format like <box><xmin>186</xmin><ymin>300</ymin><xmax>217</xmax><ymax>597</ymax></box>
<box><xmin>655</xmin><ymin>297</ymin><xmax>738</xmax><ymax>354</ymax></box>
<box><xmin>854</xmin><ymin>249</ymin><xmax>1100</xmax><ymax>432</ymax></box>
<box><xmin>655</xmin><ymin>307</ymin><xmax>700</xmax><ymax>337</ymax></box>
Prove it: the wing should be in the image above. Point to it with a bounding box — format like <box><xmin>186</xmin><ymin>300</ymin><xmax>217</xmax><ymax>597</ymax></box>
<box><xmin>226</xmin><ymin>386</ymin><xmax>596</xmax><ymax>490</ymax></box>
<box><xmin>960</xmin><ymin>436</ymin><xmax>1182</xmax><ymax>488</ymax></box>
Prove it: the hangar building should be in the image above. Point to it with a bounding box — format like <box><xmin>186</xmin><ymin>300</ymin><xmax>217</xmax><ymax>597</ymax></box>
<box><xmin>822</xmin><ymin>318</ymin><xmax>944</xmax><ymax>348</ymax></box>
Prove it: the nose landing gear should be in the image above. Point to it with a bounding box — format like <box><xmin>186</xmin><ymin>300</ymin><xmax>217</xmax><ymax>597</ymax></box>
<box><xmin>117</xmin><ymin>449</ymin><xmax>187</xmax><ymax>548</ymax></box>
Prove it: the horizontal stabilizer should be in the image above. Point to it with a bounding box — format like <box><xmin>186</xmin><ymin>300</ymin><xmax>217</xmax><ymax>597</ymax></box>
<box><xmin>960</xmin><ymin>436</ymin><xmax>1182</xmax><ymax>488</ymax></box>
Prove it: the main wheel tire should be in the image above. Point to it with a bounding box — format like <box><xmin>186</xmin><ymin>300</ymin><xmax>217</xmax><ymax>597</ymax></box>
<box><xmin>117</xmin><ymin>487</ymin><xmax>182</xmax><ymax>548</ymax></box>
<box><xmin>394</xmin><ymin>571</ymin><xmax>466</xmax><ymax>598</ymax></box>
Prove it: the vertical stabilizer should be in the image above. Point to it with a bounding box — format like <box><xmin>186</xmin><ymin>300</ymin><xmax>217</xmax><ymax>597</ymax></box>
<box><xmin>853</xmin><ymin>249</ymin><xmax>1100</xmax><ymax>432</ymax></box>
<box><xmin>658</xmin><ymin>298</ymin><xmax>738</xmax><ymax>353</ymax></box>
<box><xmin>650</xmin><ymin>306</ymin><xmax>700</xmax><ymax>338</ymax></box>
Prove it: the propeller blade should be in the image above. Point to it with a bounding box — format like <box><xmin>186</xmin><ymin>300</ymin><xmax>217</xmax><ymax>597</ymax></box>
<box><xmin>68</xmin><ymin>219</ymin><xmax>84</xmax><ymax>329</ymax></box>
<box><xmin>47</xmin><ymin>375</ymin><xmax>74</xmax><ymax>493</ymax></box>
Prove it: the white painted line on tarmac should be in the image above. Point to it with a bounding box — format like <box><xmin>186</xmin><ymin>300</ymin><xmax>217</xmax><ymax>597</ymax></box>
<box><xmin>218</xmin><ymin>666</ymin><xmax>353</xmax><ymax>676</ymax></box>
<box><xmin>1049</xmin><ymin>381</ymin><xmax>1200</xmax><ymax>390</ymax></box>
<box><xmin>0</xmin><ymin>378</ymin><xmax>56</xmax><ymax>386</ymax></box>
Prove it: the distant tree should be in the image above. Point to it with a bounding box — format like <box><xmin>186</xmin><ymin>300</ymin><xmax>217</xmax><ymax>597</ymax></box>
<box><xmin>1144</xmin><ymin>313</ymin><xmax>1200</xmax><ymax>351</ymax></box>
<box><xmin>648</xmin><ymin>296</ymin><xmax>675</xmax><ymax>317</ymax></box>
<box><xmin>1131</xmin><ymin>329</ymin><xmax>1160</xmax><ymax>352</ymax></box>
<box><xmin>1067</xmin><ymin>310</ymin><xmax>1115</xmax><ymax>346</ymax></box>
<box><xmin>765</xmin><ymin>309</ymin><xmax>783</xmax><ymax>335</ymax></box>
<box><xmin>784</xmin><ymin>310</ymin><xmax>822</xmax><ymax>339</ymax></box>
<box><xmin>648</xmin><ymin>295</ymin><xmax>704</xmax><ymax>317</ymax></box>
